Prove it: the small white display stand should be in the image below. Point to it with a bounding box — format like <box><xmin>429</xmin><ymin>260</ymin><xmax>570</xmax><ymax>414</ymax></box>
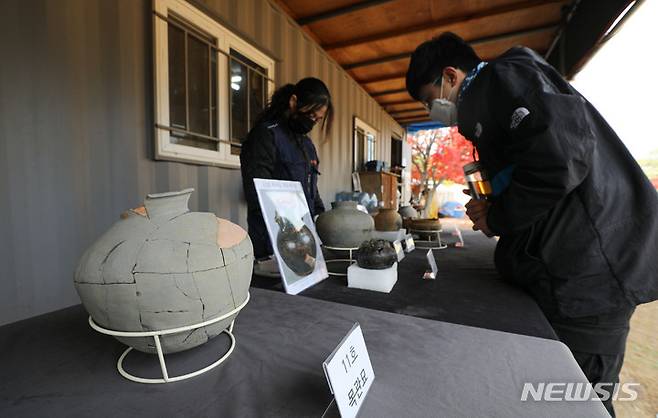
<box><xmin>88</xmin><ymin>292</ymin><xmax>250</xmax><ymax>384</ymax></box>
<box><xmin>410</xmin><ymin>228</ymin><xmax>447</xmax><ymax>250</ymax></box>
<box><xmin>403</xmin><ymin>234</ymin><xmax>416</xmax><ymax>252</ymax></box>
<box><xmin>324</xmin><ymin>245</ymin><xmax>358</xmax><ymax>277</ymax></box>
<box><xmin>347</xmin><ymin>262</ymin><xmax>398</xmax><ymax>293</ymax></box>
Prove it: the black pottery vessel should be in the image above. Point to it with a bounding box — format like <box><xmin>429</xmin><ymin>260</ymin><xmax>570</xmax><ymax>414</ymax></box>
<box><xmin>275</xmin><ymin>212</ymin><xmax>317</xmax><ymax>276</ymax></box>
<box><xmin>356</xmin><ymin>239</ymin><xmax>397</xmax><ymax>270</ymax></box>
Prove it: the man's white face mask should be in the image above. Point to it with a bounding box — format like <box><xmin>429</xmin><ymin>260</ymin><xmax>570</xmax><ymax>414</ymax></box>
<box><xmin>429</xmin><ymin>78</ymin><xmax>457</xmax><ymax>126</ymax></box>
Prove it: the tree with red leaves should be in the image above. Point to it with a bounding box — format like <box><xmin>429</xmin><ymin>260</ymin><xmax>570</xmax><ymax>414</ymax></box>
<box><xmin>408</xmin><ymin>127</ymin><xmax>473</xmax><ymax>216</ymax></box>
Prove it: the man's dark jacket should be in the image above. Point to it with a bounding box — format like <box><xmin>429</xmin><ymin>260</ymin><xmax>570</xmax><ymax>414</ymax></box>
<box><xmin>457</xmin><ymin>47</ymin><xmax>658</xmax><ymax>318</ymax></box>
<box><xmin>240</xmin><ymin>119</ymin><xmax>325</xmax><ymax>259</ymax></box>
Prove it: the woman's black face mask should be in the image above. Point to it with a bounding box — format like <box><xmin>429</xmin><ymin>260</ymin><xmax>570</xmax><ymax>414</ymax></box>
<box><xmin>288</xmin><ymin>112</ymin><xmax>316</xmax><ymax>134</ymax></box>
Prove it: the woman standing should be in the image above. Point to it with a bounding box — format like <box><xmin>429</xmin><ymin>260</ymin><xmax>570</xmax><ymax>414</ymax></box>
<box><xmin>240</xmin><ymin>77</ymin><xmax>333</xmax><ymax>262</ymax></box>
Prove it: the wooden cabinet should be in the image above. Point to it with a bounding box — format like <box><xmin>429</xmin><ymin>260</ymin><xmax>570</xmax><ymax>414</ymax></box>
<box><xmin>359</xmin><ymin>172</ymin><xmax>399</xmax><ymax>209</ymax></box>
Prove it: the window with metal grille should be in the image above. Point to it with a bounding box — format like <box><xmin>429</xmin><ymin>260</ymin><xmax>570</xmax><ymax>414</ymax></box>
<box><xmin>153</xmin><ymin>0</ymin><xmax>274</xmax><ymax>168</ymax></box>
<box><xmin>229</xmin><ymin>50</ymin><xmax>267</xmax><ymax>156</ymax></box>
<box><xmin>166</xmin><ymin>15</ymin><xmax>218</xmax><ymax>151</ymax></box>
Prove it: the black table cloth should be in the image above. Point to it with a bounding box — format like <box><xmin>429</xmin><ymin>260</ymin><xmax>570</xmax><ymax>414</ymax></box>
<box><xmin>253</xmin><ymin>229</ymin><xmax>557</xmax><ymax>340</ymax></box>
<box><xmin>0</xmin><ymin>288</ymin><xmax>607</xmax><ymax>417</ymax></box>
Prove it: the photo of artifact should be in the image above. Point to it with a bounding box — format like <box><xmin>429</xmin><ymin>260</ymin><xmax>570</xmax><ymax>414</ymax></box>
<box><xmin>254</xmin><ymin>179</ymin><xmax>328</xmax><ymax>294</ymax></box>
<box><xmin>274</xmin><ymin>211</ymin><xmax>317</xmax><ymax>277</ymax></box>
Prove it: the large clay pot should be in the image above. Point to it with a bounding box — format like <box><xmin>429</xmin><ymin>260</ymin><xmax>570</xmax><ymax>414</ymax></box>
<box><xmin>315</xmin><ymin>201</ymin><xmax>374</xmax><ymax>248</ymax></box>
<box><xmin>275</xmin><ymin>212</ymin><xmax>316</xmax><ymax>276</ymax></box>
<box><xmin>74</xmin><ymin>189</ymin><xmax>254</xmax><ymax>354</ymax></box>
<box><xmin>373</xmin><ymin>208</ymin><xmax>403</xmax><ymax>231</ymax></box>
<box><xmin>356</xmin><ymin>239</ymin><xmax>397</xmax><ymax>270</ymax></box>
<box><xmin>398</xmin><ymin>205</ymin><xmax>418</xmax><ymax>219</ymax></box>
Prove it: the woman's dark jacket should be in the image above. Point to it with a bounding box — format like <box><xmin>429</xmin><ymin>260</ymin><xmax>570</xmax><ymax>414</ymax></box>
<box><xmin>240</xmin><ymin>119</ymin><xmax>325</xmax><ymax>259</ymax></box>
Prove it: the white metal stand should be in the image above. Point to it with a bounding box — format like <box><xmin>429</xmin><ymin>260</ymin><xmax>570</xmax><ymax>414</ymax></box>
<box><xmin>88</xmin><ymin>292</ymin><xmax>251</xmax><ymax>384</ymax></box>
<box><xmin>410</xmin><ymin>228</ymin><xmax>448</xmax><ymax>250</ymax></box>
<box><xmin>323</xmin><ymin>245</ymin><xmax>358</xmax><ymax>277</ymax></box>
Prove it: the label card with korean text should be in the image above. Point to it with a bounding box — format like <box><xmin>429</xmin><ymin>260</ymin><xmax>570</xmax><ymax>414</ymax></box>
<box><xmin>453</xmin><ymin>225</ymin><xmax>464</xmax><ymax>248</ymax></box>
<box><xmin>404</xmin><ymin>235</ymin><xmax>415</xmax><ymax>252</ymax></box>
<box><xmin>423</xmin><ymin>249</ymin><xmax>438</xmax><ymax>280</ymax></box>
<box><xmin>393</xmin><ymin>240</ymin><xmax>405</xmax><ymax>262</ymax></box>
<box><xmin>323</xmin><ymin>323</ymin><xmax>375</xmax><ymax>418</ymax></box>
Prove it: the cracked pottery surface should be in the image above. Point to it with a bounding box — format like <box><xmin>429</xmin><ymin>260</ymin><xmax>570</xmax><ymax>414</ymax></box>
<box><xmin>74</xmin><ymin>189</ymin><xmax>254</xmax><ymax>354</ymax></box>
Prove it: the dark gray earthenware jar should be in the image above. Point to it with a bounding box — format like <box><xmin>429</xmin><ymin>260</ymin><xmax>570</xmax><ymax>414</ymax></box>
<box><xmin>315</xmin><ymin>201</ymin><xmax>374</xmax><ymax>248</ymax></box>
<box><xmin>355</xmin><ymin>239</ymin><xmax>397</xmax><ymax>270</ymax></box>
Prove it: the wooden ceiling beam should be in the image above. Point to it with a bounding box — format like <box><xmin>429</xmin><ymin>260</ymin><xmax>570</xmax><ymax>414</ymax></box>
<box><xmin>344</xmin><ymin>52</ymin><xmax>410</xmax><ymax>70</ymax></box>
<box><xmin>392</xmin><ymin>113</ymin><xmax>427</xmax><ymax>120</ymax></box>
<box><xmin>381</xmin><ymin>99</ymin><xmax>416</xmax><ymax>106</ymax></box>
<box><xmin>397</xmin><ymin>117</ymin><xmax>431</xmax><ymax>124</ymax></box>
<box><xmin>297</xmin><ymin>0</ymin><xmax>396</xmax><ymax>26</ymax></box>
<box><xmin>359</xmin><ymin>73</ymin><xmax>407</xmax><ymax>86</ymax></box>
<box><xmin>394</xmin><ymin>115</ymin><xmax>429</xmax><ymax>123</ymax></box>
<box><xmin>271</xmin><ymin>0</ymin><xmax>323</xmax><ymax>43</ymax></box>
<box><xmin>390</xmin><ymin>108</ymin><xmax>426</xmax><ymax>116</ymax></box>
<box><xmin>343</xmin><ymin>24</ymin><xmax>557</xmax><ymax>70</ymax></box>
<box><xmin>323</xmin><ymin>0</ymin><xmax>564</xmax><ymax>51</ymax></box>
<box><xmin>396</xmin><ymin>114</ymin><xmax>429</xmax><ymax>120</ymax></box>
<box><xmin>370</xmin><ymin>88</ymin><xmax>408</xmax><ymax>97</ymax></box>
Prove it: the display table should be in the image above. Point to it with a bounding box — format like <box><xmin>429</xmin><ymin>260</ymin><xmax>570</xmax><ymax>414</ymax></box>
<box><xmin>253</xmin><ymin>229</ymin><xmax>558</xmax><ymax>340</ymax></box>
<box><xmin>0</xmin><ymin>288</ymin><xmax>607</xmax><ymax>417</ymax></box>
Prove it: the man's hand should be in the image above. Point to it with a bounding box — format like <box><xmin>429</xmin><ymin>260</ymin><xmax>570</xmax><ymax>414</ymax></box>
<box><xmin>463</xmin><ymin>190</ymin><xmax>495</xmax><ymax>237</ymax></box>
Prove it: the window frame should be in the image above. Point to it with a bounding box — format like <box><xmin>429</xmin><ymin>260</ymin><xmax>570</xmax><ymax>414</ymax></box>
<box><xmin>353</xmin><ymin>117</ymin><xmax>378</xmax><ymax>172</ymax></box>
<box><xmin>153</xmin><ymin>0</ymin><xmax>275</xmax><ymax>168</ymax></box>
<box><xmin>225</xmin><ymin>38</ymin><xmax>274</xmax><ymax>165</ymax></box>
<box><xmin>390</xmin><ymin>133</ymin><xmax>403</xmax><ymax>168</ymax></box>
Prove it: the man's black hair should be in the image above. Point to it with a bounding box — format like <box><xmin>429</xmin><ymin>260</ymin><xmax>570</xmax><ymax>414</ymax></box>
<box><xmin>406</xmin><ymin>32</ymin><xmax>481</xmax><ymax>101</ymax></box>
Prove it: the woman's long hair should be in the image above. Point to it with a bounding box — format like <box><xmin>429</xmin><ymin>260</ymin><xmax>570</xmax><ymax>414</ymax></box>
<box><xmin>255</xmin><ymin>77</ymin><xmax>333</xmax><ymax>136</ymax></box>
